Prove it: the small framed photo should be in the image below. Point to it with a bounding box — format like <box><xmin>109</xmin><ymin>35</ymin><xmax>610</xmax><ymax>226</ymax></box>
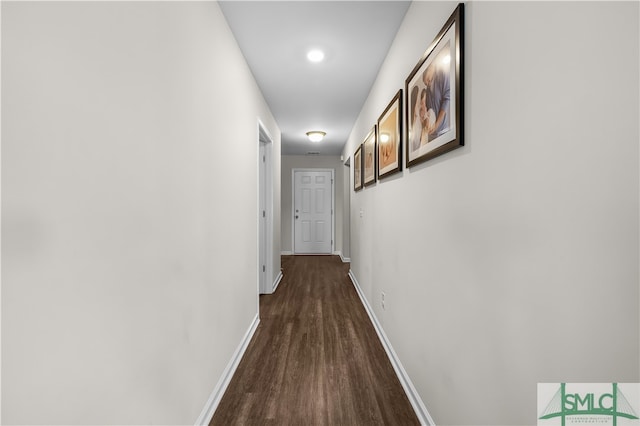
<box><xmin>377</xmin><ymin>90</ymin><xmax>403</xmax><ymax>179</ymax></box>
<box><xmin>363</xmin><ymin>126</ymin><xmax>377</xmax><ymax>186</ymax></box>
<box><xmin>405</xmin><ymin>3</ymin><xmax>464</xmax><ymax>167</ymax></box>
<box><xmin>353</xmin><ymin>144</ymin><xmax>363</xmax><ymax>191</ymax></box>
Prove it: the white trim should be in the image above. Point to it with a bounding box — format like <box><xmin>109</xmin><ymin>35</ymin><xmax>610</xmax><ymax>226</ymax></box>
<box><xmin>281</xmin><ymin>251</ymin><xmax>293</xmax><ymax>256</ymax></box>
<box><xmin>195</xmin><ymin>314</ymin><xmax>260</xmax><ymax>426</ymax></box>
<box><xmin>348</xmin><ymin>271</ymin><xmax>435</xmax><ymax>426</ymax></box>
<box><xmin>257</xmin><ymin>119</ymin><xmax>274</xmax><ymax>295</ymax></box>
<box><xmin>335</xmin><ymin>251</ymin><xmax>351</xmax><ymax>263</ymax></box>
<box><xmin>257</xmin><ymin>117</ymin><xmax>275</xmax><ymax>145</ymax></box>
<box><xmin>271</xmin><ymin>270</ymin><xmax>283</xmax><ymax>293</ymax></box>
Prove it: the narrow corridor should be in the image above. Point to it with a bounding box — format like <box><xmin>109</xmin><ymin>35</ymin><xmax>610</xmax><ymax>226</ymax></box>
<box><xmin>210</xmin><ymin>255</ymin><xmax>419</xmax><ymax>425</ymax></box>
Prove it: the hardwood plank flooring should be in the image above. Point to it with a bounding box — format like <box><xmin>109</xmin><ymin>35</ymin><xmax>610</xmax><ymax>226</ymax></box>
<box><xmin>210</xmin><ymin>255</ymin><xmax>419</xmax><ymax>426</ymax></box>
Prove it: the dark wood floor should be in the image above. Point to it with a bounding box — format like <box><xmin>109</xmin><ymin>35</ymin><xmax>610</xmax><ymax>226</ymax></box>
<box><xmin>210</xmin><ymin>255</ymin><xmax>419</xmax><ymax>426</ymax></box>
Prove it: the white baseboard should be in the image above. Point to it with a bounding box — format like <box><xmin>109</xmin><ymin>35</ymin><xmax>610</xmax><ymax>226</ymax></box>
<box><xmin>333</xmin><ymin>251</ymin><xmax>351</xmax><ymax>263</ymax></box>
<box><xmin>280</xmin><ymin>251</ymin><xmax>293</xmax><ymax>256</ymax></box>
<box><xmin>195</xmin><ymin>314</ymin><xmax>260</xmax><ymax>425</ymax></box>
<box><xmin>348</xmin><ymin>271</ymin><xmax>435</xmax><ymax>426</ymax></box>
<box><xmin>271</xmin><ymin>270</ymin><xmax>283</xmax><ymax>293</ymax></box>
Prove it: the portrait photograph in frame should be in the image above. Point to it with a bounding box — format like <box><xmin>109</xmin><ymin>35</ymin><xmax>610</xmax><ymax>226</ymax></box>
<box><xmin>377</xmin><ymin>90</ymin><xmax>403</xmax><ymax>179</ymax></box>
<box><xmin>363</xmin><ymin>126</ymin><xmax>377</xmax><ymax>186</ymax></box>
<box><xmin>405</xmin><ymin>3</ymin><xmax>464</xmax><ymax>168</ymax></box>
<box><xmin>353</xmin><ymin>144</ymin><xmax>363</xmax><ymax>191</ymax></box>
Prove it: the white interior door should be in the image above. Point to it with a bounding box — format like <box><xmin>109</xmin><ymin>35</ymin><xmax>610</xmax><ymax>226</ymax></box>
<box><xmin>294</xmin><ymin>170</ymin><xmax>333</xmax><ymax>254</ymax></box>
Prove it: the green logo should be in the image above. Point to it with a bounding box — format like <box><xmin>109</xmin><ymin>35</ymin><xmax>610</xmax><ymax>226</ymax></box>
<box><xmin>539</xmin><ymin>383</ymin><xmax>639</xmax><ymax>426</ymax></box>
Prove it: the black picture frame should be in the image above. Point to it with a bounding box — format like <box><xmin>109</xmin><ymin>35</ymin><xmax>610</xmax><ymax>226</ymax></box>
<box><xmin>405</xmin><ymin>3</ymin><xmax>464</xmax><ymax>168</ymax></box>
<box><xmin>353</xmin><ymin>144</ymin><xmax>363</xmax><ymax>191</ymax></box>
<box><xmin>377</xmin><ymin>90</ymin><xmax>403</xmax><ymax>179</ymax></box>
<box><xmin>363</xmin><ymin>126</ymin><xmax>377</xmax><ymax>187</ymax></box>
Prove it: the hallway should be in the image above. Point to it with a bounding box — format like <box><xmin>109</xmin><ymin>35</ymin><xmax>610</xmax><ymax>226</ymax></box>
<box><xmin>210</xmin><ymin>256</ymin><xmax>419</xmax><ymax>425</ymax></box>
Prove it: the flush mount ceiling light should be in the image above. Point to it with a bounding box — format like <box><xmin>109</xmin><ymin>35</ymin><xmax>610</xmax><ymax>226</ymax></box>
<box><xmin>306</xmin><ymin>131</ymin><xmax>326</xmax><ymax>142</ymax></box>
<box><xmin>306</xmin><ymin>49</ymin><xmax>325</xmax><ymax>63</ymax></box>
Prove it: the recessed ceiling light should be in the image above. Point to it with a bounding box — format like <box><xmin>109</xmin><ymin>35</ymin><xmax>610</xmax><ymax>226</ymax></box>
<box><xmin>306</xmin><ymin>131</ymin><xmax>326</xmax><ymax>142</ymax></box>
<box><xmin>307</xmin><ymin>49</ymin><xmax>325</xmax><ymax>63</ymax></box>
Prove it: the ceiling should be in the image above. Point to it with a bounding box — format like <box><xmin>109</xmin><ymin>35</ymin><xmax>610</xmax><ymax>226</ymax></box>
<box><xmin>218</xmin><ymin>1</ymin><xmax>411</xmax><ymax>156</ymax></box>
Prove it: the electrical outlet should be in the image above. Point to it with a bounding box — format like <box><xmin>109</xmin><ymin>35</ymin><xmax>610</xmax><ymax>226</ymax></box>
<box><xmin>381</xmin><ymin>292</ymin><xmax>386</xmax><ymax>310</ymax></box>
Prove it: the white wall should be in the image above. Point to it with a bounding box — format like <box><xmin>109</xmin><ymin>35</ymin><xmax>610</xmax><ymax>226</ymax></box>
<box><xmin>281</xmin><ymin>156</ymin><xmax>346</xmax><ymax>257</ymax></box>
<box><xmin>1</xmin><ymin>2</ymin><xmax>280</xmax><ymax>424</ymax></box>
<box><xmin>343</xmin><ymin>2</ymin><xmax>639</xmax><ymax>424</ymax></box>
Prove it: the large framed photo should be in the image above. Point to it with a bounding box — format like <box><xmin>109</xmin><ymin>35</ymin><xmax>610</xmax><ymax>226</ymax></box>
<box><xmin>377</xmin><ymin>90</ymin><xmax>403</xmax><ymax>179</ymax></box>
<box><xmin>405</xmin><ymin>3</ymin><xmax>464</xmax><ymax>168</ymax></box>
<box><xmin>353</xmin><ymin>144</ymin><xmax>363</xmax><ymax>191</ymax></box>
<box><xmin>363</xmin><ymin>126</ymin><xmax>377</xmax><ymax>186</ymax></box>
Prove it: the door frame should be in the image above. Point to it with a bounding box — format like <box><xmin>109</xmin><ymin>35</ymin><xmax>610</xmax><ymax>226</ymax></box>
<box><xmin>342</xmin><ymin>157</ymin><xmax>351</xmax><ymax>262</ymax></box>
<box><xmin>291</xmin><ymin>168</ymin><xmax>335</xmax><ymax>255</ymax></box>
<box><xmin>258</xmin><ymin>120</ymin><xmax>274</xmax><ymax>294</ymax></box>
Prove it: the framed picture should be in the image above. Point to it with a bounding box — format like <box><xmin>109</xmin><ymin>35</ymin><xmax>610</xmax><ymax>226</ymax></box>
<box><xmin>405</xmin><ymin>3</ymin><xmax>464</xmax><ymax>168</ymax></box>
<box><xmin>377</xmin><ymin>90</ymin><xmax>403</xmax><ymax>179</ymax></box>
<box><xmin>363</xmin><ymin>126</ymin><xmax>377</xmax><ymax>186</ymax></box>
<box><xmin>353</xmin><ymin>144</ymin><xmax>363</xmax><ymax>191</ymax></box>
